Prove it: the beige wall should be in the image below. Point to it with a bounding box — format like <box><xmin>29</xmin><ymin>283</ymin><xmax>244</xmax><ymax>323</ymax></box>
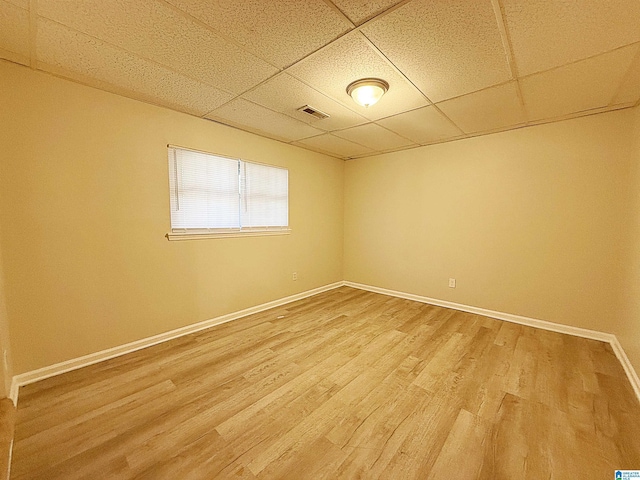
<box><xmin>2</xmin><ymin>57</ymin><xmax>640</xmax><ymax>383</ymax></box>
<box><xmin>0</xmin><ymin>61</ymin><xmax>344</xmax><ymax>374</ymax></box>
<box><xmin>345</xmin><ymin>110</ymin><xmax>635</xmax><ymax>337</ymax></box>
<box><xmin>618</xmin><ymin>105</ymin><xmax>640</xmax><ymax>370</ymax></box>
<box><xmin>0</xmin><ymin>228</ymin><xmax>13</xmax><ymax>397</ymax></box>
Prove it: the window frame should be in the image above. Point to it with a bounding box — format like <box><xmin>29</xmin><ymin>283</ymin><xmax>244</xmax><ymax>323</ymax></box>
<box><xmin>166</xmin><ymin>145</ymin><xmax>291</xmax><ymax>241</ymax></box>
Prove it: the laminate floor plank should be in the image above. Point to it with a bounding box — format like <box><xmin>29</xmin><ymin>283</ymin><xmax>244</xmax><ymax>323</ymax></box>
<box><xmin>11</xmin><ymin>287</ymin><xmax>640</xmax><ymax>479</ymax></box>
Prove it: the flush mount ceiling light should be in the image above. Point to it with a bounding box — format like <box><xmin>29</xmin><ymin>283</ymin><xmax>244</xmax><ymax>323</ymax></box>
<box><xmin>346</xmin><ymin>78</ymin><xmax>389</xmax><ymax>108</ymax></box>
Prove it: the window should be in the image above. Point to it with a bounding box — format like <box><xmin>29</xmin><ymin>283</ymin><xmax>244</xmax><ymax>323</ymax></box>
<box><xmin>167</xmin><ymin>146</ymin><xmax>289</xmax><ymax>240</ymax></box>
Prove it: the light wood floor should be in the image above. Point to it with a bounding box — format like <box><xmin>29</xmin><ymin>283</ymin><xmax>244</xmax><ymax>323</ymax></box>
<box><xmin>11</xmin><ymin>287</ymin><xmax>640</xmax><ymax>479</ymax></box>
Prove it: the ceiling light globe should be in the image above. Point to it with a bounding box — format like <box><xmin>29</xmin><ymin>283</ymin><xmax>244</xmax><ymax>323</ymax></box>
<box><xmin>347</xmin><ymin>78</ymin><xmax>389</xmax><ymax>108</ymax></box>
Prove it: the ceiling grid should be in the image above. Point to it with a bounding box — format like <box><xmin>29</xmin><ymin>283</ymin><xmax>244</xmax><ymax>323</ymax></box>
<box><xmin>37</xmin><ymin>15</ymin><xmax>240</xmax><ymax>99</ymax></box>
<box><xmin>489</xmin><ymin>0</ymin><xmax>529</xmax><ymax>122</ymax></box>
<box><xmin>155</xmin><ymin>0</ymin><xmax>284</xmax><ymax>72</ymax></box>
<box><xmin>1</xmin><ymin>0</ymin><xmax>638</xmax><ymax>159</ymax></box>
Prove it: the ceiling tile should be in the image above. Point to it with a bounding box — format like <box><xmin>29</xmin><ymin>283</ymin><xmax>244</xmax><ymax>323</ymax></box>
<box><xmin>3</xmin><ymin>0</ymin><xmax>636</xmax><ymax>158</ymax></box>
<box><xmin>36</xmin><ymin>18</ymin><xmax>233</xmax><ymax>116</ymax></box>
<box><xmin>503</xmin><ymin>0</ymin><xmax>640</xmax><ymax>76</ymax></box>
<box><xmin>330</xmin><ymin>0</ymin><xmax>404</xmax><ymax>25</ymax></box>
<box><xmin>437</xmin><ymin>82</ymin><xmax>526</xmax><ymax>134</ymax></box>
<box><xmin>38</xmin><ymin>0</ymin><xmax>277</xmax><ymax>95</ymax></box>
<box><xmin>521</xmin><ymin>44</ymin><xmax>639</xmax><ymax>122</ymax></box>
<box><xmin>164</xmin><ymin>0</ymin><xmax>351</xmax><ymax>68</ymax></box>
<box><xmin>612</xmin><ymin>52</ymin><xmax>640</xmax><ymax>105</ymax></box>
<box><xmin>362</xmin><ymin>0</ymin><xmax>511</xmax><ymax>103</ymax></box>
<box><xmin>377</xmin><ymin>106</ymin><xmax>463</xmax><ymax>145</ymax></box>
<box><xmin>242</xmin><ymin>73</ymin><xmax>368</xmax><ymax>131</ymax></box>
<box><xmin>287</xmin><ymin>33</ymin><xmax>428</xmax><ymax>121</ymax></box>
<box><xmin>206</xmin><ymin>99</ymin><xmax>324</xmax><ymax>143</ymax></box>
<box><xmin>0</xmin><ymin>0</ymin><xmax>29</xmax><ymax>61</ymax></box>
<box><xmin>333</xmin><ymin>123</ymin><xmax>415</xmax><ymax>151</ymax></box>
<box><xmin>295</xmin><ymin>133</ymin><xmax>374</xmax><ymax>158</ymax></box>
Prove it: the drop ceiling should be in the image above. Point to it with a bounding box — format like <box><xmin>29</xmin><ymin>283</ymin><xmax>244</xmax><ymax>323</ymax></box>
<box><xmin>1</xmin><ymin>0</ymin><xmax>639</xmax><ymax>160</ymax></box>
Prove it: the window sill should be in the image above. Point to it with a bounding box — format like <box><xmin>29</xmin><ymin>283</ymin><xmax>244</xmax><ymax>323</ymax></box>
<box><xmin>166</xmin><ymin>229</ymin><xmax>291</xmax><ymax>241</ymax></box>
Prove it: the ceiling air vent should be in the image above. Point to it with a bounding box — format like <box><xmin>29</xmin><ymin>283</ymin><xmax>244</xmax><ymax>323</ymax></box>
<box><xmin>297</xmin><ymin>105</ymin><xmax>330</xmax><ymax>120</ymax></box>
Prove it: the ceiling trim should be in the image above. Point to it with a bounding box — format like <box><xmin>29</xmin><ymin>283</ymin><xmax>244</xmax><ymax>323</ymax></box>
<box><xmin>522</xmin><ymin>102</ymin><xmax>634</xmax><ymax>127</ymax></box>
<box><xmin>36</xmin><ymin>59</ymin><xmax>217</xmax><ymax>116</ymax></box>
<box><xmin>6</xmin><ymin>0</ymin><xmax>638</xmax><ymax>159</ymax></box>
<box><xmin>39</xmin><ymin>16</ymin><xmax>238</xmax><ymax>101</ymax></box>
<box><xmin>518</xmin><ymin>41</ymin><xmax>640</xmax><ymax>80</ymax></box>
<box><xmin>0</xmin><ymin>48</ymin><xmax>29</xmax><ymax>67</ymax></box>
<box><xmin>344</xmin><ymin>102</ymin><xmax>637</xmax><ymax>161</ymax></box>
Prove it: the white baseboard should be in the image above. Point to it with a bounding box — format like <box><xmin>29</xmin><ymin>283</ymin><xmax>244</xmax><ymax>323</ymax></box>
<box><xmin>344</xmin><ymin>281</ymin><xmax>613</xmax><ymax>341</ymax></box>
<box><xmin>5</xmin><ymin>438</ymin><xmax>12</xmax><ymax>480</ymax></box>
<box><xmin>9</xmin><ymin>280</ymin><xmax>640</xmax><ymax>407</ymax></box>
<box><xmin>8</xmin><ymin>379</ymin><xmax>18</xmax><ymax>405</ymax></box>
<box><xmin>9</xmin><ymin>281</ymin><xmax>343</xmax><ymax>405</ymax></box>
<box><xmin>344</xmin><ymin>281</ymin><xmax>640</xmax><ymax>403</ymax></box>
<box><xmin>610</xmin><ymin>336</ymin><xmax>640</xmax><ymax>402</ymax></box>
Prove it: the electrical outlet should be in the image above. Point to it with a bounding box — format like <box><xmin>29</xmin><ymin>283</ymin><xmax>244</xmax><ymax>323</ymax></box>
<box><xmin>292</xmin><ymin>272</ymin><xmax>298</xmax><ymax>281</ymax></box>
<box><xmin>448</xmin><ymin>278</ymin><xmax>456</xmax><ymax>288</ymax></box>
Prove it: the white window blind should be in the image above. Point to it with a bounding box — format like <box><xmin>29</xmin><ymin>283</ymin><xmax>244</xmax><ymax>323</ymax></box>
<box><xmin>168</xmin><ymin>146</ymin><xmax>289</xmax><ymax>238</ymax></box>
<box><xmin>240</xmin><ymin>161</ymin><xmax>289</xmax><ymax>228</ymax></box>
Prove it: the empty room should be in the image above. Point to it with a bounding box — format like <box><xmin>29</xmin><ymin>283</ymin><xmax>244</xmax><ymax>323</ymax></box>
<box><xmin>1</xmin><ymin>0</ymin><xmax>640</xmax><ymax>478</ymax></box>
